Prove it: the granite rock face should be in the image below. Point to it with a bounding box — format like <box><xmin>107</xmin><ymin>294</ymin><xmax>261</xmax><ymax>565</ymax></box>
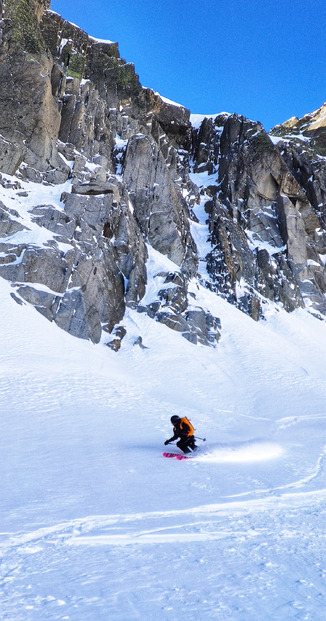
<box><xmin>191</xmin><ymin>112</ymin><xmax>326</xmax><ymax>317</ymax></box>
<box><xmin>0</xmin><ymin>1</ymin><xmax>325</xmax><ymax>347</ymax></box>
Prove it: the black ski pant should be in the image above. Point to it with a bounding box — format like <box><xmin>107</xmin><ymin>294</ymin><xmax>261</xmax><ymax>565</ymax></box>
<box><xmin>177</xmin><ymin>435</ymin><xmax>197</xmax><ymax>454</ymax></box>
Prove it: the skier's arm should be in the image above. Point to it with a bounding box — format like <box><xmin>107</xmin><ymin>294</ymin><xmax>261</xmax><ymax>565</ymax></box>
<box><xmin>164</xmin><ymin>431</ymin><xmax>179</xmax><ymax>444</ymax></box>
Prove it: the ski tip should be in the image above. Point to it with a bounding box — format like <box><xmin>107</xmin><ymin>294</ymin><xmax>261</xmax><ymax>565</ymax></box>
<box><xmin>163</xmin><ymin>452</ymin><xmax>190</xmax><ymax>460</ymax></box>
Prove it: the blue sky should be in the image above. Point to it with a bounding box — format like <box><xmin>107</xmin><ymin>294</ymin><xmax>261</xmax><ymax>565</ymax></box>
<box><xmin>50</xmin><ymin>0</ymin><xmax>325</xmax><ymax>130</ymax></box>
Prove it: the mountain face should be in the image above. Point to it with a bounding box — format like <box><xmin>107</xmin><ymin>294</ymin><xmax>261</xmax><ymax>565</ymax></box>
<box><xmin>0</xmin><ymin>0</ymin><xmax>325</xmax><ymax>347</ymax></box>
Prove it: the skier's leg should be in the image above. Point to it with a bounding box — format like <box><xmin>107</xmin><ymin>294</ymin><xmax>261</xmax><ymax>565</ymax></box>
<box><xmin>177</xmin><ymin>438</ymin><xmax>191</xmax><ymax>454</ymax></box>
<box><xmin>188</xmin><ymin>436</ymin><xmax>198</xmax><ymax>450</ymax></box>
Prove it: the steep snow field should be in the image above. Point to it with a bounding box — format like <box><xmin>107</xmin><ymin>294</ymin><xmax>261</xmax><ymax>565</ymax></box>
<box><xmin>1</xmin><ymin>270</ymin><xmax>326</xmax><ymax>620</ymax></box>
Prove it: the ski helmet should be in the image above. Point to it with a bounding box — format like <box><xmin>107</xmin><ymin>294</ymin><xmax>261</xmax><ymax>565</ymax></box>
<box><xmin>171</xmin><ymin>415</ymin><xmax>180</xmax><ymax>425</ymax></box>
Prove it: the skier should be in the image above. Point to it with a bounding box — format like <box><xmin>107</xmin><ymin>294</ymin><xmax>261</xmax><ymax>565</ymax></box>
<box><xmin>164</xmin><ymin>415</ymin><xmax>197</xmax><ymax>454</ymax></box>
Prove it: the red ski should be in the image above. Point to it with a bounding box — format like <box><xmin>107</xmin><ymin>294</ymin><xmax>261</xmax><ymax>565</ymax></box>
<box><xmin>163</xmin><ymin>452</ymin><xmax>191</xmax><ymax>460</ymax></box>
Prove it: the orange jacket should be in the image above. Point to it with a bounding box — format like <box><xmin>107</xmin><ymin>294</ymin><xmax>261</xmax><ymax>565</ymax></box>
<box><xmin>168</xmin><ymin>417</ymin><xmax>195</xmax><ymax>442</ymax></box>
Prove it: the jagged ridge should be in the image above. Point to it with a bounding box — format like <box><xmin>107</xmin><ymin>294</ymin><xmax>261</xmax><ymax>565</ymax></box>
<box><xmin>0</xmin><ymin>0</ymin><xmax>325</xmax><ymax>348</ymax></box>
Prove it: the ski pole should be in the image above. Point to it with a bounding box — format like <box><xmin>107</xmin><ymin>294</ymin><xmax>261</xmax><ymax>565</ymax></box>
<box><xmin>195</xmin><ymin>436</ymin><xmax>206</xmax><ymax>442</ymax></box>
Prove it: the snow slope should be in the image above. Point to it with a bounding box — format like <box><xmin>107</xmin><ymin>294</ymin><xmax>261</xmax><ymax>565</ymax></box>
<box><xmin>1</xmin><ymin>252</ymin><xmax>326</xmax><ymax>620</ymax></box>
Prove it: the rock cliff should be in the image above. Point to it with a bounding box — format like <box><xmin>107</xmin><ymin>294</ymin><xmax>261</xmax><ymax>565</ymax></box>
<box><xmin>0</xmin><ymin>0</ymin><xmax>325</xmax><ymax>347</ymax></box>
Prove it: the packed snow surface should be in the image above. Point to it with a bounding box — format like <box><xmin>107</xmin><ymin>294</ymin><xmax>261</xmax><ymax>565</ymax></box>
<box><xmin>1</xmin><ymin>261</ymin><xmax>326</xmax><ymax>619</ymax></box>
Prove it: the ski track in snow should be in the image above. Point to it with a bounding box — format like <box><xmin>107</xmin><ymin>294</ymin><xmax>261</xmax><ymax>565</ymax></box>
<box><xmin>2</xmin><ymin>483</ymin><xmax>326</xmax><ymax>550</ymax></box>
<box><xmin>1</xmin><ymin>485</ymin><xmax>326</xmax><ymax>620</ymax></box>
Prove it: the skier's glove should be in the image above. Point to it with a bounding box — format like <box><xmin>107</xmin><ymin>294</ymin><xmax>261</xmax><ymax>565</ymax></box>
<box><xmin>164</xmin><ymin>440</ymin><xmax>170</xmax><ymax>445</ymax></box>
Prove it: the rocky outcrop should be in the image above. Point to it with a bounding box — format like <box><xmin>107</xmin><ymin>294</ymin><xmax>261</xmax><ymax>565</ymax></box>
<box><xmin>123</xmin><ymin>133</ymin><xmax>197</xmax><ymax>274</ymax></box>
<box><xmin>0</xmin><ymin>0</ymin><xmax>67</xmax><ymax>176</ymax></box>
<box><xmin>190</xmin><ymin>113</ymin><xmax>326</xmax><ymax>317</ymax></box>
<box><xmin>269</xmin><ymin>108</ymin><xmax>326</xmax><ymax>313</ymax></box>
<box><xmin>0</xmin><ymin>0</ymin><xmax>219</xmax><ymax>345</ymax></box>
<box><xmin>0</xmin><ymin>1</ymin><xmax>325</xmax><ymax>348</ymax></box>
<box><xmin>136</xmin><ymin>269</ymin><xmax>221</xmax><ymax>345</ymax></box>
